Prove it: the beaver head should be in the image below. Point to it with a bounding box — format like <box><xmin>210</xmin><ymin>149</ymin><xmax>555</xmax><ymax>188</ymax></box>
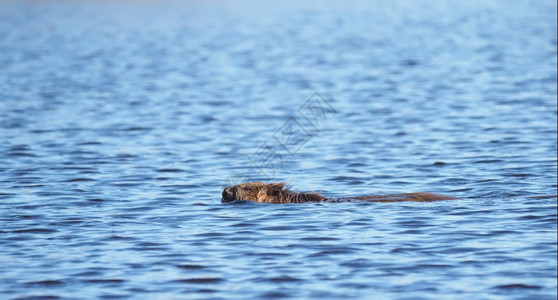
<box><xmin>222</xmin><ymin>182</ymin><xmax>326</xmax><ymax>203</ymax></box>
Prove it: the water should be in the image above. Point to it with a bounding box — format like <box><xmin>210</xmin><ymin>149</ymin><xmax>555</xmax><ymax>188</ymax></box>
<box><xmin>0</xmin><ymin>0</ymin><xmax>556</xmax><ymax>299</ymax></box>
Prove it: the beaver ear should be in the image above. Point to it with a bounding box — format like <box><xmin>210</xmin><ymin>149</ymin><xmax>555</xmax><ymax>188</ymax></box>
<box><xmin>271</xmin><ymin>182</ymin><xmax>286</xmax><ymax>190</ymax></box>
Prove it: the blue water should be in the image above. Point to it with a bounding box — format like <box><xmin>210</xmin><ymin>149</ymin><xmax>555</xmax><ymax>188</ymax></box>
<box><xmin>1</xmin><ymin>0</ymin><xmax>556</xmax><ymax>299</ymax></box>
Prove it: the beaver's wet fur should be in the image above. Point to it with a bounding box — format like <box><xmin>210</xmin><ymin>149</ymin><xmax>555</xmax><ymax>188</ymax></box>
<box><xmin>221</xmin><ymin>182</ymin><xmax>456</xmax><ymax>204</ymax></box>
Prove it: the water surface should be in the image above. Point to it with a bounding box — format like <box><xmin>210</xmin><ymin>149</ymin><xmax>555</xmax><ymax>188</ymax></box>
<box><xmin>0</xmin><ymin>0</ymin><xmax>556</xmax><ymax>299</ymax></box>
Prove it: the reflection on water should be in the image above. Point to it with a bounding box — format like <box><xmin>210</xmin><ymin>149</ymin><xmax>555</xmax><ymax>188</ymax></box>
<box><xmin>0</xmin><ymin>0</ymin><xmax>556</xmax><ymax>299</ymax></box>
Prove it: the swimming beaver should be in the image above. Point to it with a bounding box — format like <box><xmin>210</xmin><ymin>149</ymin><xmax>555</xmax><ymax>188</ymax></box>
<box><xmin>221</xmin><ymin>182</ymin><xmax>456</xmax><ymax>203</ymax></box>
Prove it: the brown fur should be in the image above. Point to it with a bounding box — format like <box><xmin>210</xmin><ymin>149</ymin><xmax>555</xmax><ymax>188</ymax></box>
<box><xmin>221</xmin><ymin>182</ymin><xmax>456</xmax><ymax>204</ymax></box>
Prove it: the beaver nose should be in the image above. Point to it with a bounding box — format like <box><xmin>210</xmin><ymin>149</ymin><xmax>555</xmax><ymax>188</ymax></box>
<box><xmin>222</xmin><ymin>187</ymin><xmax>233</xmax><ymax>202</ymax></box>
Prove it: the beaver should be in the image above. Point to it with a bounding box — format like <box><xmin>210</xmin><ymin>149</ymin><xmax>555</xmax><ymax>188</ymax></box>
<box><xmin>221</xmin><ymin>182</ymin><xmax>457</xmax><ymax>204</ymax></box>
